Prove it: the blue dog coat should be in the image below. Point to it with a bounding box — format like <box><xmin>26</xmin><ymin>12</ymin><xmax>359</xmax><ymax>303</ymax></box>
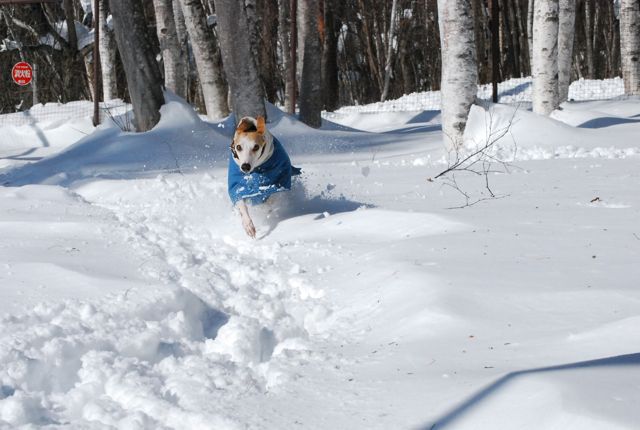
<box><xmin>228</xmin><ymin>137</ymin><xmax>301</xmax><ymax>205</ymax></box>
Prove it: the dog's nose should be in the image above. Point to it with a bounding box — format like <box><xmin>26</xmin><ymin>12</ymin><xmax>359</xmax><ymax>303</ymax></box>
<box><xmin>241</xmin><ymin>163</ymin><xmax>251</xmax><ymax>173</ymax></box>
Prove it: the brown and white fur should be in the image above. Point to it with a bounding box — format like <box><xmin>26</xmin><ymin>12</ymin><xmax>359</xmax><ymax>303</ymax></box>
<box><xmin>230</xmin><ymin>116</ymin><xmax>275</xmax><ymax>238</ymax></box>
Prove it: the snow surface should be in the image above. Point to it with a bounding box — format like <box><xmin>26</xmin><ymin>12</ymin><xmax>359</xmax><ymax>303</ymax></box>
<box><xmin>0</xmin><ymin>87</ymin><xmax>639</xmax><ymax>429</ymax></box>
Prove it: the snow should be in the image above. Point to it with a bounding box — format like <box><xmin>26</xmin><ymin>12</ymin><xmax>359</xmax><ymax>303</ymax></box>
<box><xmin>0</xmin><ymin>84</ymin><xmax>639</xmax><ymax>429</ymax></box>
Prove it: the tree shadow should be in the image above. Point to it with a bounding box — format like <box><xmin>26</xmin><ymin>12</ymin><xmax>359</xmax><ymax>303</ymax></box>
<box><xmin>0</xmin><ymin>147</ymin><xmax>43</xmax><ymax>162</ymax></box>
<box><xmin>498</xmin><ymin>81</ymin><xmax>531</xmax><ymax>98</ymax></box>
<box><xmin>577</xmin><ymin>117</ymin><xmax>640</xmax><ymax>129</ymax></box>
<box><xmin>425</xmin><ymin>352</ymin><xmax>640</xmax><ymax>429</ymax></box>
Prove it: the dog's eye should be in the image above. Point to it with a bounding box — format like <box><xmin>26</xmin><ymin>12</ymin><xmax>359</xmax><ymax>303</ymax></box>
<box><xmin>236</xmin><ymin>145</ymin><xmax>242</xmax><ymax>151</ymax></box>
<box><xmin>252</xmin><ymin>144</ymin><xmax>259</xmax><ymax>152</ymax></box>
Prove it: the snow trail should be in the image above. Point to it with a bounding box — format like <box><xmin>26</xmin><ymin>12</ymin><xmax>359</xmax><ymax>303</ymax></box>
<box><xmin>0</xmin><ymin>173</ymin><xmax>339</xmax><ymax>428</ymax></box>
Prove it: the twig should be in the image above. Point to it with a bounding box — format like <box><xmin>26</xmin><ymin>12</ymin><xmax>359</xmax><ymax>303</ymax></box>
<box><xmin>430</xmin><ymin>105</ymin><xmax>519</xmax><ymax>208</ymax></box>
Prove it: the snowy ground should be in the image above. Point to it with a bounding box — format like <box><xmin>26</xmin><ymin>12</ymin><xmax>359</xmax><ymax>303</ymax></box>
<box><xmin>0</xmin><ymin>88</ymin><xmax>639</xmax><ymax>429</ymax></box>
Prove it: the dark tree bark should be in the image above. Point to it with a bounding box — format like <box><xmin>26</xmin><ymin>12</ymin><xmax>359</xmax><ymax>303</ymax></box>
<box><xmin>583</xmin><ymin>0</ymin><xmax>595</xmax><ymax>78</ymax></box>
<box><xmin>213</xmin><ymin>0</ymin><xmax>266</xmax><ymax>121</ymax></box>
<box><xmin>110</xmin><ymin>0</ymin><xmax>165</xmax><ymax>131</ymax></box>
<box><xmin>258</xmin><ymin>0</ymin><xmax>280</xmax><ymax>103</ymax></box>
<box><xmin>299</xmin><ymin>0</ymin><xmax>323</xmax><ymax>127</ymax></box>
<box><xmin>322</xmin><ymin>0</ymin><xmax>339</xmax><ymax>111</ymax></box>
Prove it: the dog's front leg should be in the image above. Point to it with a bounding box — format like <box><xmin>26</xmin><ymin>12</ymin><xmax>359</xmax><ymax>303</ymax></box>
<box><xmin>237</xmin><ymin>200</ymin><xmax>256</xmax><ymax>238</ymax></box>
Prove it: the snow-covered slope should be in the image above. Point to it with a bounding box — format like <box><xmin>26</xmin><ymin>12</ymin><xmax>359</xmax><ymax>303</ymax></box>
<box><xmin>0</xmin><ymin>90</ymin><xmax>639</xmax><ymax>429</ymax></box>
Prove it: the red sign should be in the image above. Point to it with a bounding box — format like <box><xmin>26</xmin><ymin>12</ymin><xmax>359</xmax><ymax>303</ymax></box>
<box><xmin>12</xmin><ymin>62</ymin><xmax>33</xmax><ymax>86</ymax></box>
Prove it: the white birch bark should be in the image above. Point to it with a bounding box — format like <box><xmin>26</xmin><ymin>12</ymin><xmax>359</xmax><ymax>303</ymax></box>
<box><xmin>278</xmin><ymin>0</ymin><xmax>294</xmax><ymax>113</ymax></box>
<box><xmin>620</xmin><ymin>0</ymin><xmax>640</xmax><ymax>95</ymax></box>
<box><xmin>98</xmin><ymin>0</ymin><xmax>117</xmax><ymax>101</ymax></box>
<box><xmin>437</xmin><ymin>0</ymin><xmax>478</xmax><ymax>150</ymax></box>
<box><xmin>177</xmin><ymin>0</ymin><xmax>228</xmax><ymax>119</ymax></box>
<box><xmin>172</xmin><ymin>0</ymin><xmax>190</xmax><ymax>97</ymax></box>
<box><xmin>558</xmin><ymin>0</ymin><xmax>576</xmax><ymax>103</ymax></box>
<box><xmin>153</xmin><ymin>0</ymin><xmax>187</xmax><ymax>99</ymax></box>
<box><xmin>380</xmin><ymin>0</ymin><xmax>398</xmax><ymax>102</ymax></box>
<box><xmin>296</xmin><ymin>0</ymin><xmax>307</xmax><ymax>89</ymax></box>
<box><xmin>532</xmin><ymin>0</ymin><xmax>559</xmax><ymax>115</ymax></box>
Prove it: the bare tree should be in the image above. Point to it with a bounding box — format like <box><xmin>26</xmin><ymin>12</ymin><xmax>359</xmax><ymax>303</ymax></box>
<box><xmin>558</xmin><ymin>0</ymin><xmax>576</xmax><ymax>103</ymax></box>
<box><xmin>98</xmin><ymin>0</ymin><xmax>117</xmax><ymax>101</ymax></box>
<box><xmin>438</xmin><ymin>0</ymin><xmax>478</xmax><ymax>149</ymax></box>
<box><xmin>153</xmin><ymin>0</ymin><xmax>187</xmax><ymax>99</ymax></box>
<box><xmin>380</xmin><ymin>0</ymin><xmax>398</xmax><ymax>102</ymax></box>
<box><xmin>110</xmin><ymin>0</ymin><xmax>165</xmax><ymax>131</ymax></box>
<box><xmin>213</xmin><ymin>0</ymin><xmax>266</xmax><ymax>120</ymax></box>
<box><xmin>620</xmin><ymin>0</ymin><xmax>640</xmax><ymax>95</ymax></box>
<box><xmin>299</xmin><ymin>0</ymin><xmax>323</xmax><ymax>127</ymax></box>
<box><xmin>177</xmin><ymin>0</ymin><xmax>228</xmax><ymax>119</ymax></box>
<box><xmin>532</xmin><ymin>0</ymin><xmax>559</xmax><ymax>115</ymax></box>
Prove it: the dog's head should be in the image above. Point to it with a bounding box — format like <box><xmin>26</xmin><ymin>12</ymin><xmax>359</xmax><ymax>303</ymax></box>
<box><xmin>230</xmin><ymin>116</ymin><xmax>270</xmax><ymax>173</ymax></box>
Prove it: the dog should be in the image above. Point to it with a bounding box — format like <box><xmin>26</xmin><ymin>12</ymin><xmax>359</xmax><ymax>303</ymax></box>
<box><xmin>228</xmin><ymin>116</ymin><xmax>301</xmax><ymax>238</ymax></box>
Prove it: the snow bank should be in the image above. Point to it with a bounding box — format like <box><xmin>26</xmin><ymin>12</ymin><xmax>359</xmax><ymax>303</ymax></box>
<box><xmin>464</xmin><ymin>100</ymin><xmax>640</xmax><ymax>161</ymax></box>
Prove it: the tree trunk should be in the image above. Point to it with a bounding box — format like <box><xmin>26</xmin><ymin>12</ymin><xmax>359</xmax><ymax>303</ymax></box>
<box><xmin>558</xmin><ymin>0</ymin><xmax>576</xmax><ymax>103</ymax></box>
<box><xmin>290</xmin><ymin>0</ymin><xmax>298</xmax><ymax>113</ymax></box>
<box><xmin>213</xmin><ymin>0</ymin><xmax>266</xmax><ymax>121</ymax></box>
<box><xmin>98</xmin><ymin>0</ymin><xmax>117</xmax><ymax>100</ymax></box>
<box><xmin>437</xmin><ymin>0</ymin><xmax>478</xmax><ymax>150</ymax></box>
<box><xmin>299</xmin><ymin>0</ymin><xmax>323</xmax><ymax>127</ymax></box>
<box><xmin>322</xmin><ymin>0</ymin><xmax>339</xmax><ymax>111</ymax></box>
<box><xmin>177</xmin><ymin>0</ymin><xmax>228</xmax><ymax>119</ymax></box>
<box><xmin>110</xmin><ymin>0</ymin><xmax>165</xmax><ymax>131</ymax></box>
<box><xmin>583</xmin><ymin>0</ymin><xmax>595</xmax><ymax>78</ymax></box>
<box><xmin>527</xmin><ymin>0</ymin><xmax>534</xmax><ymax>68</ymax></box>
<box><xmin>153</xmin><ymin>0</ymin><xmax>187</xmax><ymax>99</ymax></box>
<box><xmin>358</xmin><ymin>0</ymin><xmax>383</xmax><ymax>97</ymax></box>
<box><xmin>258</xmin><ymin>0</ymin><xmax>280</xmax><ymax>103</ymax></box>
<box><xmin>63</xmin><ymin>0</ymin><xmax>86</xmax><ymax>100</ymax></box>
<box><xmin>532</xmin><ymin>0</ymin><xmax>559</xmax><ymax>115</ymax></box>
<box><xmin>620</xmin><ymin>0</ymin><xmax>640</xmax><ymax>95</ymax></box>
<box><xmin>279</xmin><ymin>0</ymin><xmax>295</xmax><ymax>112</ymax></box>
<box><xmin>380</xmin><ymin>0</ymin><xmax>398</xmax><ymax>101</ymax></box>
<box><xmin>172</xmin><ymin>0</ymin><xmax>191</xmax><ymax>100</ymax></box>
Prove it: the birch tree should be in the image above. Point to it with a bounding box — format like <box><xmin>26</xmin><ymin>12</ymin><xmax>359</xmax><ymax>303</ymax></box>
<box><xmin>620</xmin><ymin>0</ymin><xmax>640</xmax><ymax>95</ymax></box>
<box><xmin>177</xmin><ymin>0</ymin><xmax>228</xmax><ymax>119</ymax></box>
<box><xmin>98</xmin><ymin>0</ymin><xmax>117</xmax><ymax>101</ymax></box>
<box><xmin>558</xmin><ymin>0</ymin><xmax>576</xmax><ymax>103</ymax></box>
<box><xmin>278</xmin><ymin>0</ymin><xmax>295</xmax><ymax>112</ymax></box>
<box><xmin>532</xmin><ymin>0</ymin><xmax>559</xmax><ymax>115</ymax></box>
<box><xmin>299</xmin><ymin>0</ymin><xmax>322</xmax><ymax>127</ymax></box>
<box><xmin>110</xmin><ymin>0</ymin><xmax>165</xmax><ymax>131</ymax></box>
<box><xmin>213</xmin><ymin>0</ymin><xmax>266</xmax><ymax>121</ymax></box>
<box><xmin>380</xmin><ymin>0</ymin><xmax>398</xmax><ymax>102</ymax></box>
<box><xmin>437</xmin><ymin>0</ymin><xmax>478</xmax><ymax>150</ymax></box>
<box><xmin>153</xmin><ymin>0</ymin><xmax>187</xmax><ymax>99</ymax></box>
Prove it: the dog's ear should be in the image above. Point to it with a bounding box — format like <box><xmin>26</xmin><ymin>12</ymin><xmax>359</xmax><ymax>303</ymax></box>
<box><xmin>256</xmin><ymin>116</ymin><xmax>266</xmax><ymax>134</ymax></box>
<box><xmin>236</xmin><ymin>117</ymin><xmax>257</xmax><ymax>133</ymax></box>
<box><xmin>230</xmin><ymin>139</ymin><xmax>238</xmax><ymax>159</ymax></box>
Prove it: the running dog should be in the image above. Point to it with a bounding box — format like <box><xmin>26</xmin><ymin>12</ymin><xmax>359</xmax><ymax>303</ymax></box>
<box><xmin>228</xmin><ymin>116</ymin><xmax>300</xmax><ymax>238</ymax></box>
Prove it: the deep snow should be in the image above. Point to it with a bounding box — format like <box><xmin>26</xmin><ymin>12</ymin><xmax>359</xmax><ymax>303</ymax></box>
<box><xmin>0</xmin><ymin>87</ymin><xmax>639</xmax><ymax>429</ymax></box>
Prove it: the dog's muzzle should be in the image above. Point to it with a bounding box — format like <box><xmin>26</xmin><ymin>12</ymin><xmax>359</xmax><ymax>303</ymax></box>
<box><xmin>241</xmin><ymin>163</ymin><xmax>251</xmax><ymax>173</ymax></box>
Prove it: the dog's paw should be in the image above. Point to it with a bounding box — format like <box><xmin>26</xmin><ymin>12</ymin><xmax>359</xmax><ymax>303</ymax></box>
<box><xmin>243</xmin><ymin>218</ymin><xmax>257</xmax><ymax>239</ymax></box>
